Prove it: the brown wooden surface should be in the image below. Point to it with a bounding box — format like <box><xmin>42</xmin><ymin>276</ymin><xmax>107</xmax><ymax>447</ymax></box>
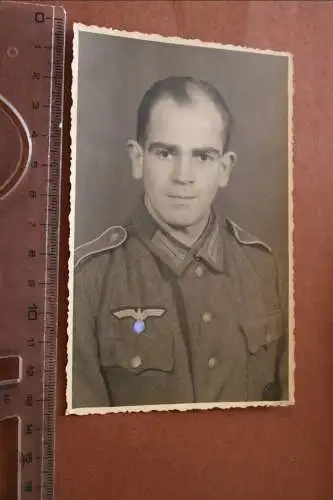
<box><xmin>4</xmin><ymin>1</ymin><xmax>333</xmax><ymax>499</ymax></box>
<box><xmin>0</xmin><ymin>418</ymin><xmax>18</xmax><ymax>500</ymax></box>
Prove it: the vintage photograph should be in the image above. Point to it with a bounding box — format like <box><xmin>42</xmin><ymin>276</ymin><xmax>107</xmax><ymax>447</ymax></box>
<box><xmin>67</xmin><ymin>24</ymin><xmax>294</xmax><ymax>414</ymax></box>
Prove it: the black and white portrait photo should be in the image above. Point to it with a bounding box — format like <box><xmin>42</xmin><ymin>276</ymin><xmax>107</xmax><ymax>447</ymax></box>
<box><xmin>67</xmin><ymin>24</ymin><xmax>294</xmax><ymax>414</ymax></box>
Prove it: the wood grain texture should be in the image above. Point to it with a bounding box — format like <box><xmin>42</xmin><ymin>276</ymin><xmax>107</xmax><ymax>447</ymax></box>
<box><xmin>22</xmin><ymin>1</ymin><xmax>333</xmax><ymax>499</ymax></box>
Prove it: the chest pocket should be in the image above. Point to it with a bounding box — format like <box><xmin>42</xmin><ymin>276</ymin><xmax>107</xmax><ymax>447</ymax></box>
<box><xmin>98</xmin><ymin>308</ymin><xmax>175</xmax><ymax>374</ymax></box>
<box><xmin>240</xmin><ymin>312</ymin><xmax>283</xmax><ymax>355</ymax></box>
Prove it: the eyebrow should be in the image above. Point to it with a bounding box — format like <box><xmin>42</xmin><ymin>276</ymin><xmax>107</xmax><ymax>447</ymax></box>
<box><xmin>192</xmin><ymin>147</ymin><xmax>221</xmax><ymax>156</ymax></box>
<box><xmin>147</xmin><ymin>142</ymin><xmax>178</xmax><ymax>153</ymax></box>
<box><xmin>147</xmin><ymin>142</ymin><xmax>221</xmax><ymax>156</ymax></box>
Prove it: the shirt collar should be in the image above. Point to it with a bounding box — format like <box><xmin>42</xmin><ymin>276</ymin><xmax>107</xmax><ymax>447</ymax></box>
<box><xmin>130</xmin><ymin>199</ymin><xmax>225</xmax><ymax>276</ymax></box>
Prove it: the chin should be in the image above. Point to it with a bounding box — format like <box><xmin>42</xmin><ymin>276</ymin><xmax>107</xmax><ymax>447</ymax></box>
<box><xmin>163</xmin><ymin>214</ymin><xmax>199</xmax><ymax>229</ymax></box>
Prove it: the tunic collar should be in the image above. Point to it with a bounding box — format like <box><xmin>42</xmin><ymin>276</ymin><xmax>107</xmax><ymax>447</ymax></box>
<box><xmin>130</xmin><ymin>199</ymin><xmax>225</xmax><ymax>277</ymax></box>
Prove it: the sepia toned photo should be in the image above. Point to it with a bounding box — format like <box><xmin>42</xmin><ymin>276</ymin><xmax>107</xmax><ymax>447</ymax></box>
<box><xmin>66</xmin><ymin>24</ymin><xmax>294</xmax><ymax>415</ymax></box>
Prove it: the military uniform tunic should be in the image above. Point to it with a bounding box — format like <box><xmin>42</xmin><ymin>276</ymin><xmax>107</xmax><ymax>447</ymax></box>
<box><xmin>72</xmin><ymin>202</ymin><xmax>287</xmax><ymax>408</ymax></box>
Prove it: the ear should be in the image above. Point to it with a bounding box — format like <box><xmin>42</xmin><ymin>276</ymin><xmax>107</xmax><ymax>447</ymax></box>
<box><xmin>218</xmin><ymin>151</ymin><xmax>237</xmax><ymax>188</ymax></box>
<box><xmin>126</xmin><ymin>140</ymin><xmax>144</xmax><ymax>179</ymax></box>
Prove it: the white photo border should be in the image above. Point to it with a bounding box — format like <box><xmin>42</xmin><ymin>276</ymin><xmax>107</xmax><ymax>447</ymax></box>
<box><xmin>66</xmin><ymin>23</ymin><xmax>295</xmax><ymax>415</ymax></box>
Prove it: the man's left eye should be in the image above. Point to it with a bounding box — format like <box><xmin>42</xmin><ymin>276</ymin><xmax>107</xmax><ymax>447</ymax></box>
<box><xmin>197</xmin><ymin>152</ymin><xmax>213</xmax><ymax>162</ymax></box>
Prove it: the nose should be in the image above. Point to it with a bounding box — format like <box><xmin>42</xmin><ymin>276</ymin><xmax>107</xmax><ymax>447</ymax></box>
<box><xmin>171</xmin><ymin>154</ymin><xmax>194</xmax><ymax>184</ymax></box>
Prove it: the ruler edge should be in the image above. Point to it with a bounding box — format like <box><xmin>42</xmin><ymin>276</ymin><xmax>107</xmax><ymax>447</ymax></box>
<box><xmin>40</xmin><ymin>5</ymin><xmax>67</xmax><ymax>500</ymax></box>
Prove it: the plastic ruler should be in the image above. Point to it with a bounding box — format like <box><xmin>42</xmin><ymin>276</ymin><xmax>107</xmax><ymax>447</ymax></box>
<box><xmin>0</xmin><ymin>2</ymin><xmax>65</xmax><ymax>499</ymax></box>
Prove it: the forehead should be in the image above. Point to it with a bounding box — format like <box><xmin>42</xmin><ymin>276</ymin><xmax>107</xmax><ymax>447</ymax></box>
<box><xmin>146</xmin><ymin>92</ymin><xmax>225</xmax><ymax>148</ymax></box>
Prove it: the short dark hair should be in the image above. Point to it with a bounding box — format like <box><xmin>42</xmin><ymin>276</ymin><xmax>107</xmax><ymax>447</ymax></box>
<box><xmin>136</xmin><ymin>76</ymin><xmax>233</xmax><ymax>152</ymax></box>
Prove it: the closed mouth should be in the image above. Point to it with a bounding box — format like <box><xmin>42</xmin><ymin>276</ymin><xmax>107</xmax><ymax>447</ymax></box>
<box><xmin>167</xmin><ymin>194</ymin><xmax>197</xmax><ymax>200</ymax></box>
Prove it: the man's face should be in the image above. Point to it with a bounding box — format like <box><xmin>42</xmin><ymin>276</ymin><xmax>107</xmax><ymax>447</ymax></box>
<box><xmin>129</xmin><ymin>90</ymin><xmax>235</xmax><ymax>228</ymax></box>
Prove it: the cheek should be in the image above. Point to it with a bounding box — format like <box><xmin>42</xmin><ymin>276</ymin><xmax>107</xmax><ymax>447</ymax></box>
<box><xmin>196</xmin><ymin>167</ymin><xmax>221</xmax><ymax>197</ymax></box>
<box><xmin>143</xmin><ymin>159</ymin><xmax>172</xmax><ymax>193</ymax></box>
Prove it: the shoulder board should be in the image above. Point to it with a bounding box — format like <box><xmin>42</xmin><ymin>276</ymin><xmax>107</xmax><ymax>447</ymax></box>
<box><xmin>74</xmin><ymin>225</ymin><xmax>127</xmax><ymax>269</ymax></box>
<box><xmin>225</xmin><ymin>218</ymin><xmax>272</xmax><ymax>253</ymax></box>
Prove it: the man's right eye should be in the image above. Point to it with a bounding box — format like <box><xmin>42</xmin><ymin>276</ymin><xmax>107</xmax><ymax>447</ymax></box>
<box><xmin>155</xmin><ymin>149</ymin><xmax>173</xmax><ymax>160</ymax></box>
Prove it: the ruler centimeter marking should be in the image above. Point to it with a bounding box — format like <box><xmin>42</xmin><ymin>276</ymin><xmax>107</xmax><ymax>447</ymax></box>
<box><xmin>0</xmin><ymin>3</ymin><xmax>66</xmax><ymax>499</ymax></box>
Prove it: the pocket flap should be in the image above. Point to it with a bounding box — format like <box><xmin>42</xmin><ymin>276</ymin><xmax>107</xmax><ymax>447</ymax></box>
<box><xmin>99</xmin><ymin>334</ymin><xmax>174</xmax><ymax>374</ymax></box>
<box><xmin>241</xmin><ymin>313</ymin><xmax>282</xmax><ymax>354</ymax></box>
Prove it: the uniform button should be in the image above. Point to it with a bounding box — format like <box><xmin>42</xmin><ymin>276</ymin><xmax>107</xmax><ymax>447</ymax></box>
<box><xmin>208</xmin><ymin>357</ymin><xmax>218</xmax><ymax>369</ymax></box>
<box><xmin>194</xmin><ymin>265</ymin><xmax>204</xmax><ymax>278</ymax></box>
<box><xmin>130</xmin><ymin>356</ymin><xmax>142</xmax><ymax>369</ymax></box>
<box><xmin>202</xmin><ymin>311</ymin><xmax>212</xmax><ymax>324</ymax></box>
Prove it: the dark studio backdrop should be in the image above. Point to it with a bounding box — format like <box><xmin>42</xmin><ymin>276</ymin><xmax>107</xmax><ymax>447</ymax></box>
<box><xmin>73</xmin><ymin>30</ymin><xmax>290</xmax><ymax>307</ymax></box>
